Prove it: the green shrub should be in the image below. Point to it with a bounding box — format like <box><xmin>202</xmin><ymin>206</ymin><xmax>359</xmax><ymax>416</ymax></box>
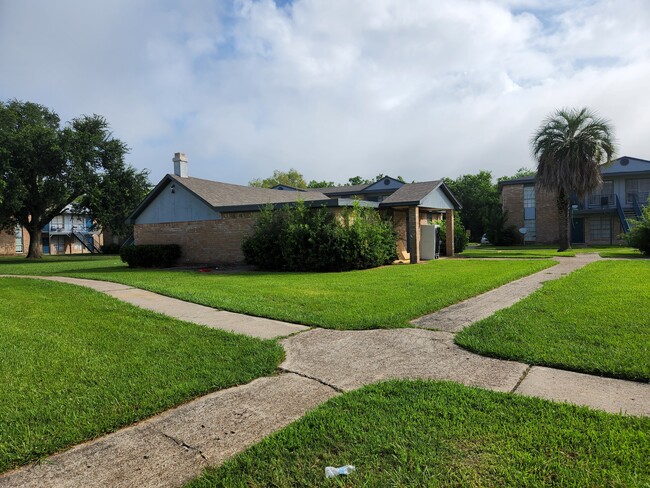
<box><xmin>242</xmin><ymin>201</ymin><xmax>397</xmax><ymax>272</ymax></box>
<box><xmin>626</xmin><ymin>197</ymin><xmax>650</xmax><ymax>255</ymax></box>
<box><xmin>484</xmin><ymin>207</ymin><xmax>523</xmax><ymax>246</ymax></box>
<box><xmin>119</xmin><ymin>244</ymin><xmax>181</xmax><ymax>268</ymax></box>
<box><xmin>100</xmin><ymin>243</ymin><xmax>121</xmax><ymax>254</ymax></box>
<box><xmin>435</xmin><ymin>217</ymin><xmax>469</xmax><ymax>254</ymax></box>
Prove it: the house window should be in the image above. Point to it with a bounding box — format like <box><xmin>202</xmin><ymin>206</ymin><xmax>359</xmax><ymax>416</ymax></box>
<box><xmin>523</xmin><ymin>185</ymin><xmax>536</xmax><ymax>241</ymax></box>
<box><xmin>523</xmin><ymin>185</ymin><xmax>535</xmax><ymax>208</ymax></box>
<box><xmin>51</xmin><ymin>236</ymin><xmax>66</xmax><ymax>254</ymax></box>
<box><xmin>626</xmin><ymin>178</ymin><xmax>650</xmax><ymax>204</ymax></box>
<box><xmin>15</xmin><ymin>226</ymin><xmax>24</xmax><ymax>253</ymax></box>
<box><xmin>50</xmin><ymin>215</ymin><xmax>64</xmax><ymax>232</ymax></box>
<box><xmin>524</xmin><ymin>219</ymin><xmax>536</xmax><ymax>241</ymax></box>
<box><xmin>590</xmin><ymin>181</ymin><xmax>613</xmax><ymax>207</ymax></box>
<box><xmin>73</xmin><ymin>238</ymin><xmax>83</xmax><ymax>252</ymax></box>
<box><xmin>590</xmin><ymin>217</ymin><xmax>610</xmax><ymax>241</ymax></box>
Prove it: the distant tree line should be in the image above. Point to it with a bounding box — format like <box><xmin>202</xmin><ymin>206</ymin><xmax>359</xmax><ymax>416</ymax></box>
<box><xmin>249</xmin><ymin>169</ymin><xmax>405</xmax><ymax>189</ymax></box>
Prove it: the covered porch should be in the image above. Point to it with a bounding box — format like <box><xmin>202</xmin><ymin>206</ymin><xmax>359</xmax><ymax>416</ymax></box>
<box><xmin>380</xmin><ymin>181</ymin><xmax>462</xmax><ymax>263</ymax></box>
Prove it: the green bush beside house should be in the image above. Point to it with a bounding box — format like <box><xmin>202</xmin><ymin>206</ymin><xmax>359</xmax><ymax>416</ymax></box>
<box><xmin>626</xmin><ymin>196</ymin><xmax>650</xmax><ymax>255</ymax></box>
<box><xmin>243</xmin><ymin>201</ymin><xmax>397</xmax><ymax>271</ymax></box>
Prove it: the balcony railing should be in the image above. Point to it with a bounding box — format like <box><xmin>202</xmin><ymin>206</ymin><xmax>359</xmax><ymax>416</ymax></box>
<box><xmin>585</xmin><ymin>193</ymin><xmax>616</xmax><ymax>209</ymax></box>
<box><xmin>44</xmin><ymin>224</ymin><xmax>94</xmax><ymax>233</ymax></box>
<box><xmin>628</xmin><ymin>191</ymin><xmax>649</xmax><ymax>206</ymax></box>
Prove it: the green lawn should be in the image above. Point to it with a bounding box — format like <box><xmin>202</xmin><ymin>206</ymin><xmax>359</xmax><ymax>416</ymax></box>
<box><xmin>189</xmin><ymin>380</ymin><xmax>650</xmax><ymax>487</ymax></box>
<box><xmin>0</xmin><ymin>277</ymin><xmax>284</xmax><ymax>473</ymax></box>
<box><xmin>456</xmin><ymin>261</ymin><xmax>650</xmax><ymax>381</ymax></box>
<box><xmin>460</xmin><ymin>245</ymin><xmax>643</xmax><ymax>259</ymax></box>
<box><xmin>0</xmin><ymin>256</ymin><xmax>554</xmax><ymax>329</ymax></box>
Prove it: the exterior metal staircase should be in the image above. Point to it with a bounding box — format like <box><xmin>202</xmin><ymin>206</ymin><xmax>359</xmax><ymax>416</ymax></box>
<box><xmin>72</xmin><ymin>231</ymin><xmax>101</xmax><ymax>253</ymax></box>
<box><xmin>615</xmin><ymin>195</ymin><xmax>633</xmax><ymax>234</ymax></box>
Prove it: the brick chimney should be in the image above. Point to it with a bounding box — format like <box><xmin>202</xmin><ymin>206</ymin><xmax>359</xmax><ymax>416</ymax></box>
<box><xmin>173</xmin><ymin>152</ymin><xmax>188</xmax><ymax>178</ymax></box>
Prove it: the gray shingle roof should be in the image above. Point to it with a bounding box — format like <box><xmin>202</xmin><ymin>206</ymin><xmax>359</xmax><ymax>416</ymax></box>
<box><xmin>318</xmin><ymin>183</ymin><xmax>370</xmax><ymax>196</ymax></box>
<box><xmin>380</xmin><ymin>181</ymin><xmax>441</xmax><ymax>205</ymax></box>
<box><xmin>170</xmin><ymin>174</ymin><xmax>328</xmax><ymax>209</ymax></box>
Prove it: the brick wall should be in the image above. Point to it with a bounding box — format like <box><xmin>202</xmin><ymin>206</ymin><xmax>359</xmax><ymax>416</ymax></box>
<box><xmin>501</xmin><ymin>185</ymin><xmax>524</xmax><ymax>231</ymax></box>
<box><xmin>134</xmin><ymin>212</ymin><xmax>258</xmax><ymax>264</ymax></box>
<box><xmin>392</xmin><ymin>210</ymin><xmax>409</xmax><ymax>260</ymax></box>
<box><xmin>535</xmin><ymin>188</ymin><xmax>559</xmax><ymax>243</ymax></box>
<box><xmin>0</xmin><ymin>229</ymin><xmax>15</xmax><ymax>255</ymax></box>
<box><xmin>502</xmin><ymin>184</ymin><xmax>559</xmax><ymax>244</ymax></box>
<box><xmin>0</xmin><ymin>227</ymin><xmax>30</xmax><ymax>255</ymax></box>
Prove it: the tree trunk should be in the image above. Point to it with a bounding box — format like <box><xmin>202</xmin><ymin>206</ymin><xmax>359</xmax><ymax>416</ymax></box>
<box><xmin>556</xmin><ymin>191</ymin><xmax>571</xmax><ymax>252</ymax></box>
<box><xmin>26</xmin><ymin>224</ymin><xmax>43</xmax><ymax>259</ymax></box>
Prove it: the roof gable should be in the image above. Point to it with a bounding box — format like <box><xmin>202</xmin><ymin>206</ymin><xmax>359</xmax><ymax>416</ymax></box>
<box><xmin>363</xmin><ymin>176</ymin><xmax>405</xmax><ymax>193</ymax></box>
<box><xmin>128</xmin><ymin>174</ymin><xmax>329</xmax><ymax>223</ymax></box>
<box><xmin>380</xmin><ymin>181</ymin><xmax>461</xmax><ymax>209</ymax></box>
<box><xmin>601</xmin><ymin>156</ymin><xmax>650</xmax><ymax>175</ymax></box>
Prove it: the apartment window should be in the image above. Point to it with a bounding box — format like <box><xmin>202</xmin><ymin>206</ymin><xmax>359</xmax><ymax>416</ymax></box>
<box><xmin>51</xmin><ymin>236</ymin><xmax>65</xmax><ymax>254</ymax></box>
<box><xmin>590</xmin><ymin>217</ymin><xmax>610</xmax><ymax>241</ymax></box>
<box><xmin>523</xmin><ymin>185</ymin><xmax>536</xmax><ymax>241</ymax></box>
<box><xmin>15</xmin><ymin>226</ymin><xmax>24</xmax><ymax>253</ymax></box>
<box><xmin>590</xmin><ymin>181</ymin><xmax>613</xmax><ymax>206</ymax></box>
<box><xmin>626</xmin><ymin>178</ymin><xmax>650</xmax><ymax>204</ymax></box>
<box><xmin>50</xmin><ymin>215</ymin><xmax>64</xmax><ymax>232</ymax></box>
<box><xmin>524</xmin><ymin>219</ymin><xmax>536</xmax><ymax>241</ymax></box>
<box><xmin>523</xmin><ymin>185</ymin><xmax>535</xmax><ymax>208</ymax></box>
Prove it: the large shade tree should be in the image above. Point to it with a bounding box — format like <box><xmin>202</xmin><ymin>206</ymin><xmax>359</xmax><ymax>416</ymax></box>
<box><xmin>531</xmin><ymin>107</ymin><xmax>615</xmax><ymax>251</ymax></box>
<box><xmin>0</xmin><ymin>100</ymin><xmax>149</xmax><ymax>258</ymax></box>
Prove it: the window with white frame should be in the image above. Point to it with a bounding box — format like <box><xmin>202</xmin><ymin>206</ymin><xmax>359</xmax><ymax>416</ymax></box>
<box><xmin>15</xmin><ymin>226</ymin><xmax>24</xmax><ymax>253</ymax></box>
<box><xmin>523</xmin><ymin>219</ymin><xmax>536</xmax><ymax>241</ymax></box>
<box><xmin>50</xmin><ymin>215</ymin><xmax>64</xmax><ymax>232</ymax></box>
<box><xmin>523</xmin><ymin>185</ymin><xmax>536</xmax><ymax>241</ymax></box>
<box><xmin>589</xmin><ymin>216</ymin><xmax>610</xmax><ymax>241</ymax></box>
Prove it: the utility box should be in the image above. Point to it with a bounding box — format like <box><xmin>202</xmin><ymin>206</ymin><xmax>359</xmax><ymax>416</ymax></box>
<box><xmin>420</xmin><ymin>224</ymin><xmax>441</xmax><ymax>260</ymax></box>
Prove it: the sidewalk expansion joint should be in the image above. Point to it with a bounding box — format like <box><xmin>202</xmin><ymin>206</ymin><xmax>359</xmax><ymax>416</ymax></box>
<box><xmin>511</xmin><ymin>365</ymin><xmax>532</xmax><ymax>393</ymax></box>
<box><xmin>158</xmin><ymin>431</ymin><xmax>208</xmax><ymax>462</ymax></box>
<box><xmin>278</xmin><ymin>368</ymin><xmax>344</xmax><ymax>393</ymax></box>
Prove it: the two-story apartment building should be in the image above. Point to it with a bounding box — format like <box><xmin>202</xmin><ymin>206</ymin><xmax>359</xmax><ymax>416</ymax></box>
<box><xmin>500</xmin><ymin>156</ymin><xmax>650</xmax><ymax>245</ymax></box>
<box><xmin>0</xmin><ymin>205</ymin><xmax>103</xmax><ymax>256</ymax></box>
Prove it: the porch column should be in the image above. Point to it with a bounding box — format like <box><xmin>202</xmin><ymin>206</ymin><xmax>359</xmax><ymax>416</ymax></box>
<box><xmin>408</xmin><ymin>206</ymin><xmax>420</xmax><ymax>264</ymax></box>
<box><xmin>445</xmin><ymin>210</ymin><xmax>455</xmax><ymax>257</ymax></box>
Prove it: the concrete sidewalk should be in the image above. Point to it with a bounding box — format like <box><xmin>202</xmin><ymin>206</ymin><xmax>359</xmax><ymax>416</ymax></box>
<box><xmin>411</xmin><ymin>253</ymin><xmax>601</xmax><ymax>332</ymax></box>
<box><xmin>1</xmin><ymin>256</ymin><xmax>648</xmax><ymax>487</ymax></box>
<box><xmin>0</xmin><ymin>275</ymin><xmax>308</xmax><ymax>339</ymax></box>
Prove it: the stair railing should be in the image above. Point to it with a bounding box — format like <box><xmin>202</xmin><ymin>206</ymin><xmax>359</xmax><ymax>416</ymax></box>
<box><xmin>615</xmin><ymin>194</ymin><xmax>630</xmax><ymax>234</ymax></box>
<box><xmin>631</xmin><ymin>193</ymin><xmax>643</xmax><ymax>218</ymax></box>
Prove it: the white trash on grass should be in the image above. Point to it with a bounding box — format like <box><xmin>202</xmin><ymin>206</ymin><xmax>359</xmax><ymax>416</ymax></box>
<box><xmin>325</xmin><ymin>465</ymin><xmax>355</xmax><ymax>478</ymax></box>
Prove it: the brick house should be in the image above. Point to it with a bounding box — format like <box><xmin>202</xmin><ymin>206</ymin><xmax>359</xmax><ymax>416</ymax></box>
<box><xmin>0</xmin><ymin>205</ymin><xmax>103</xmax><ymax>256</ymax></box>
<box><xmin>500</xmin><ymin>156</ymin><xmax>650</xmax><ymax>245</ymax></box>
<box><xmin>127</xmin><ymin>153</ymin><xmax>461</xmax><ymax>265</ymax></box>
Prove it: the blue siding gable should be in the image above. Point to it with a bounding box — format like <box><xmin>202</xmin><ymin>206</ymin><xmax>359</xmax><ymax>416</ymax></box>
<box><xmin>135</xmin><ymin>181</ymin><xmax>221</xmax><ymax>224</ymax></box>
<box><xmin>602</xmin><ymin>156</ymin><xmax>650</xmax><ymax>175</ymax></box>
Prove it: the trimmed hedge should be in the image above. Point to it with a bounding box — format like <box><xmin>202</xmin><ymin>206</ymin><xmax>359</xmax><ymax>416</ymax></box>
<box><xmin>100</xmin><ymin>243</ymin><xmax>121</xmax><ymax>254</ymax></box>
<box><xmin>119</xmin><ymin>244</ymin><xmax>181</xmax><ymax>268</ymax></box>
<box><xmin>243</xmin><ymin>202</ymin><xmax>397</xmax><ymax>272</ymax></box>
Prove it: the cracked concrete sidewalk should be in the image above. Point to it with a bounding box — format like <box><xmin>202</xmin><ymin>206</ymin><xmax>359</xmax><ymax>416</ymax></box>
<box><xmin>1</xmin><ymin>255</ymin><xmax>649</xmax><ymax>487</ymax></box>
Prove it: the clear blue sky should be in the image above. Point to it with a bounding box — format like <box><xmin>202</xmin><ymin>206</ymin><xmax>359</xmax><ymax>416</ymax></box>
<box><xmin>1</xmin><ymin>0</ymin><xmax>648</xmax><ymax>185</ymax></box>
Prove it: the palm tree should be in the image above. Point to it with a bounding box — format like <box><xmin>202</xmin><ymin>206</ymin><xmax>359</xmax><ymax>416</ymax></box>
<box><xmin>531</xmin><ymin>107</ymin><xmax>615</xmax><ymax>251</ymax></box>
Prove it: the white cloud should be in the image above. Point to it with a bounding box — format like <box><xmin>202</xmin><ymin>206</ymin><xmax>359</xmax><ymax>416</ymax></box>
<box><xmin>1</xmin><ymin>0</ymin><xmax>649</xmax><ymax>185</ymax></box>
